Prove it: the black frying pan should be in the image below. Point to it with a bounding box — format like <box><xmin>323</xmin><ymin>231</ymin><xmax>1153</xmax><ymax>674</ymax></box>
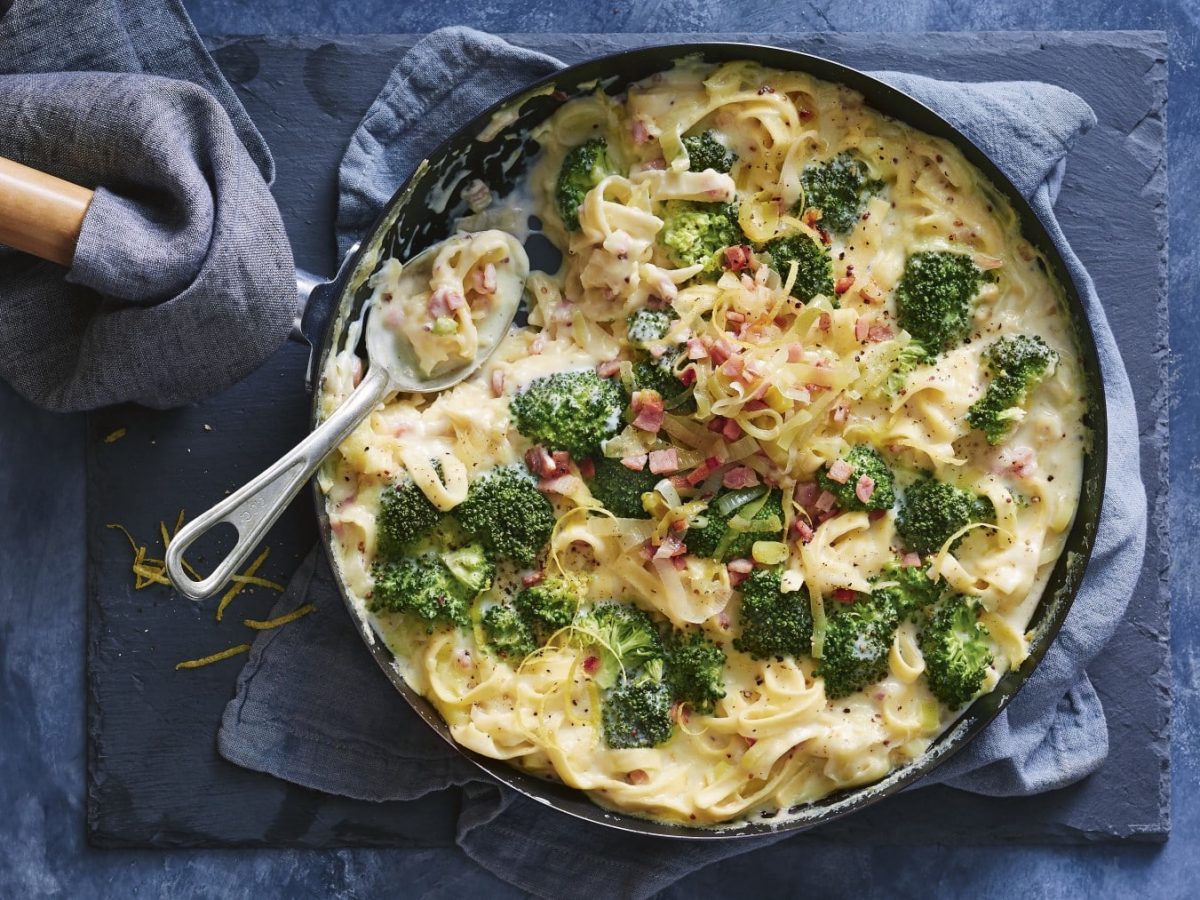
<box><xmin>293</xmin><ymin>42</ymin><xmax>1108</xmax><ymax>838</ymax></box>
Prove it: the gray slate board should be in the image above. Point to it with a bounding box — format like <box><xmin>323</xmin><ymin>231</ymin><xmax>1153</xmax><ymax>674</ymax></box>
<box><xmin>86</xmin><ymin>31</ymin><xmax>1168</xmax><ymax>847</ymax></box>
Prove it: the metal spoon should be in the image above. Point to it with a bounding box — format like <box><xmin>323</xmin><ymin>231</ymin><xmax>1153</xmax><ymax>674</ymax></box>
<box><xmin>165</xmin><ymin>230</ymin><xmax>530</xmax><ymax>601</ymax></box>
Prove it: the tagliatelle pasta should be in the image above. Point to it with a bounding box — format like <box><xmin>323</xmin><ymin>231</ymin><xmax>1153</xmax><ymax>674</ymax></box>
<box><xmin>317</xmin><ymin>59</ymin><xmax>1088</xmax><ymax>828</ymax></box>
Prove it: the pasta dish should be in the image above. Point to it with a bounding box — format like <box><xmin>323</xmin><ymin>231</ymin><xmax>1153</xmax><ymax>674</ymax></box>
<box><xmin>317</xmin><ymin>59</ymin><xmax>1087</xmax><ymax>827</ymax></box>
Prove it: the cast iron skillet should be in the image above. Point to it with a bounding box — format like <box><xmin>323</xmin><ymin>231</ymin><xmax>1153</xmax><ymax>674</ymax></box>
<box><xmin>302</xmin><ymin>42</ymin><xmax>1107</xmax><ymax>839</ymax></box>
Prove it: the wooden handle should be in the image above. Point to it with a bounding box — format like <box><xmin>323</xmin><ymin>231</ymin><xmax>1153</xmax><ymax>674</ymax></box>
<box><xmin>0</xmin><ymin>157</ymin><xmax>95</xmax><ymax>267</ymax></box>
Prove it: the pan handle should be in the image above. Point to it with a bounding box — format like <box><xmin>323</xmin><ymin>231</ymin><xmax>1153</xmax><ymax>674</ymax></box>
<box><xmin>165</xmin><ymin>365</ymin><xmax>391</xmax><ymax>601</ymax></box>
<box><xmin>0</xmin><ymin>156</ymin><xmax>94</xmax><ymax>266</ymax></box>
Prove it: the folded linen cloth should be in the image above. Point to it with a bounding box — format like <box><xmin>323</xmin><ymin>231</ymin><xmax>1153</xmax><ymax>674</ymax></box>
<box><xmin>0</xmin><ymin>0</ymin><xmax>295</xmax><ymax>411</ymax></box>
<box><xmin>220</xmin><ymin>27</ymin><xmax>1147</xmax><ymax>899</ymax></box>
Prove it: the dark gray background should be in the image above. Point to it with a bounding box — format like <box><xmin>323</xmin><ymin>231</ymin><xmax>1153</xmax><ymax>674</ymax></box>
<box><xmin>1</xmin><ymin>3</ymin><xmax>1194</xmax><ymax>898</ymax></box>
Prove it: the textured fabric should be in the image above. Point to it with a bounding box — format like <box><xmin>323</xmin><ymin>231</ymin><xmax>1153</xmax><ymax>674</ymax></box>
<box><xmin>0</xmin><ymin>0</ymin><xmax>296</xmax><ymax>411</ymax></box>
<box><xmin>220</xmin><ymin>28</ymin><xmax>1147</xmax><ymax>900</ymax></box>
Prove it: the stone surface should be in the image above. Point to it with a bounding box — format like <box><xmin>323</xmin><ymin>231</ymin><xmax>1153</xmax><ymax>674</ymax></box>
<box><xmin>82</xmin><ymin>31</ymin><xmax>1167</xmax><ymax>849</ymax></box>
<box><xmin>1</xmin><ymin>8</ymin><xmax>1194</xmax><ymax>900</ymax></box>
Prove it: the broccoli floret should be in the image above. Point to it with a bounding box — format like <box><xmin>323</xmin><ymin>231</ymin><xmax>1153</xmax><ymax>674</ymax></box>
<box><xmin>967</xmin><ymin>334</ymin><xmax>1059</xmax><ymax>444</ymax></box>
<box><xmin>576</xmin><ymin>601</ymin><xmax>664</xmax><ymax>690</ymax></box>
<box><xmin>440</xmin><ymin>543</ymin><xmax>494</xmax><ymax>593</ymax></box>
<box><xmin>761</xmin><ymin>231</ymin><xmax>834</xmax><ymax>303</ymax></box>
<box><xmin>920</xmin><ymin>595</ymin><xmax>994</xmax><ymax>708</ymax></box>
<box><xmin>815</xmin><ymin>593</ymin><xmax>899</xmax><ymax>699</ymax></box>
<box><xmin>626</xmin><ymin>307</ymin><xmax>676</xmax><ymax>348</ymax></box>
<box><xmin>896</xmin><ymin>478</ymin><xmax>995</xmax><ymax>558</ymax></box>
<box><xmin>659</xmin><ymin>200</ymin><xmax>743</xmax><ymax>272</ymax></box>
<box><xmin>685</xmin><ymin>487</ymin><xmax>785</xmax><ymax>562</ymax></box>
<box><xmin>601</xmin><ymin>659</ymin><xmax>674</xmax><ymax>749</ymax></box>
<box><xmin>586</xmin><ymin>456</ymin><xmax>659</xmax><ymax>519</ymax></box>
<box><xmin>482</xmin><ymin>604</ymin><xmax>537</xmax><ymax>661</ymax></box>
<box><xmin>799</xmin><ymin>152</ymin><xmax>884</xmax><ymax>235</ymax></box>
<box><xmin>894</xmin><ymin>251</ymin><xmax>985</xmax><ymax>353</ymax></box>
<box><xmin>556</xmin><ymin>137</ymin><xmax>613</xmax><ymax>230</ymax></box>
<box><xmin>369</xmin><ymin>554</ymin><xmax>476</xmax><ymax>630</ymax></box>
<box><xmin>514</xmin><ymin>576</ymin><xmax>580</xmax><ymax>642</ymax></box>
<box><xmin>510</xmin><ymin>370</ymin><xmax>626</xmax><ymax>458</ymax></box>
<box><xmin>663</xmin><ymin>629</ymin><xmax>727</xmax><ymax>714</ymax></box>
<box><xmin>815</xmin><ymin>444</ymin><xmax>896</xmax><ymax>512</ymax></box>
<box><xmin>375</xmin><ymin>480</ymin><xmax>441</xmax><ymax>559</ymax></box>
<box><xmin>885</xmin><ymin>342</ymin><xmax>931</xmax><ymax>396</ymax></box>
<box><xmin>456</xmin><ymin>466</ymin><xmax>556</xmax><ymax>566</ymax></box>
<box><xmin>682</xmin><ymin>129</ymin><xmax>736</xmax><ymax>174</ymax></box>
<box><xmin>733</xmin><ymin>565</ymin><xmax>814</xmax><ymax>660</ymax></box>
<box><xmin>871</xmin><ymin>562</ymin><xmax>944</xmax><ymax>622</ymax></box>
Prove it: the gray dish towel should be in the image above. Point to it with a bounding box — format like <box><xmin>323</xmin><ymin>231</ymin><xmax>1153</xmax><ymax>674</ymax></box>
<box><xmin>0</xmin><ymin>0</ymin><xmax>296</xmax><ymax>411</ymax></box>
<box><xmin>219</xmin><ymin>28</ymin><xmax>1147</xmax><ymax>899</ymax></box>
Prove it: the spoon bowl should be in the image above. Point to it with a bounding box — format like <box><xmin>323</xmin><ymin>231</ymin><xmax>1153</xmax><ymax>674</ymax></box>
<box><xmin>165</xmin><ymin>230</ymin><xmax>529</xmax><ymax>601</ymax></box>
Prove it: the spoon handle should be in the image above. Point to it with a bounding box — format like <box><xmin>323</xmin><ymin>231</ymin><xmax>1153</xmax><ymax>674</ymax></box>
<box><xmin>165</xmin><ymin>365</ymin><xmax>390</xmax><ymax>602</ymax></box>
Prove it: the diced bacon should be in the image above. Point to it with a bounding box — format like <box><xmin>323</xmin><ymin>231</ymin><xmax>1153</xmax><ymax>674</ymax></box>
<box><xmin>427</xmin><ymin>286</ymin><xmax>464</xmax><ymax>318</ymax></box>
<box><xmin>792</xmin><ymin>518</ymin><xmax>815</xmax><ymax>543</ymax></box>
<box><xmin>654</xmin><ymin>535</ymin><xmax>687</xmax><ymax>559</ymax></box>
<box><xmin>868</xmin><ymin>323</ymin><xmax>894</xmax><ymax>343</ymax></box>
<box><xmin>827</xmin><ymin>459</ymin><xmax>854</xmax><ymax>484</ymax></box>
<box><xmin>855</xmin><ymin>474</ymin><xmax>876</xmax><ymax>504</ymax></box>
<box><xmin>707</xmin><ymin>416</ymin><xmax>727</xmax><ymax>433</ymax></box>
<box><xmin>744</xmin><ymin>399</ymin><xmax>768</xmax><ymax>412</ymax></box>
<box><xmin>740</xmin><ymin>273</ymin><xmax>757</xmax><ymax>291</ymax></box>
<box><xmin>621</xmin><ymin>454</ymin><xmax>648</xmax><ymax>472</ymax></box>
<box><xmin>802</xmin><ymin>207</ymin><xmax>822</xmax><ymax>228</ymax></box>
<box><xmin>818</xmin><ymin>313</ymin><xmax>832</xmax><ymax>331</ymax></box>
<box><xmin>687</xmin><ymin>338</ymin><xmax>709</xmax><ymax>360</ymax></box>
<box><xmin>727</xmin><ymin>558</ymin><xmax>755</xmax><ymax>574</ymax></box>
<box><xmin>855</xmin><ymin>316</ymin><xmax>870</xmax><ymax>342</ymax></box>
<box><xmin>901</xmin><ymin>552</ymin><xmax>922</xmax><ymax>568</ymax></box>
<box><xmin>1000</xmin><ymin>445</ymin><xmax>1038</xmax><ymax>477</ymax></box>
<box><xmin>832</xmin><ymin>588</ymin><xmax>858</xmax><ymax>603</ymax></box>
<box><xmin>722</xmin><ymin>466</ymin><xmax>760</xmax><ymax>489</ymax></box>
<box><xmin>626</xmin><ymin>768</ymin><xmax>649</xmax><ymax>785</ymax></box>
<box><xmin>721</xmin><ymin>355</ymin><xmax>746</xmax><ymax>378</ymax></box>
<box><xmin>709</xmin><ymin>339</ymin><xmax>735</xmax><ymax>365</ymax></box>
<box><xmin>538</xmin><ymin>474</ymin><xmax>581</xmax><ymax>495</ymax></box>
<box><xmin>722</xmin><ymin>418</ymin><xmax>744</xmax><ymax>441</ymax></box>
<box><xmin>471</xmin><ymin>263</ymin><xmax>498</xmax><ymax>295</ymax></box>
<box><xmin>577</xmin><ymin>457</ymin><xmax>596</xmax><ymax>480</ymax></box>
<box><xmin>724</xmin><ymin>244</ymin><xmax>752</xmax><ymax>271</ymax></box>
<box><xmin>717</xmin><ymin>612</ymin><xmax>732</xmax><ymax>631</ymax></box>
<box><xmin>670</xmin><ymin>517</ymin><xmax>688</xmax><ymax>533</ymax></box>
<box><xmin>787</xmin><ymin>342</ymin><xmax>804</xmax><ymax>363</ymax></box>
<box><xmin>669</xmin><ymin>475</ymin><xmax>691</xmax><ymax>491</ymax></box>
<box><xmin>522</xmin><ymin>570</ymin><xmax>546</xmax><ymax>587</ymax></box>
<box><xmin>525</xmin><ymin>446</ymin><xmax>560</xmax><ymax>478</ymax></box>
<box><xmin>725</xmin><ymin>310</ymin><xmax>746</xmax><ymax>325</ymax></box>
<box><xmin>678</xmin><ymin>367</ymin><xmax>697</xmax><ymax>386</ymax></box>
<box><xmin>597</xmin><ymin>359</ymin><xmax>623</xmax><ymax>378</ymax></box>
<box><xmin>649</xmin><ymin>343</ymin><xmax>669</xmax><ymax>359</ymax></box>
<box><xmin>794</xmin><ymin>482</ymin><xmax>819</xmax><ymax>508</ymax></box>
<box><xmin>631</xmin><ymin>390</ymin><xmax>665</xmax><ymax>433</ymax></box>
<box><xmin>454</xmin><ymin>649</ymin><xmax>474</xmax><ymax>671</ymax></box>
<box><xmin>815</xmin><ymin>490</ymin><xmax>838</xmax><ymax>512</ymax></box>
<box><xmin>582</xmin><ymin>655</ymin><xmax>600</xmax><ymax>675</ymax></box>
<box><xmin>490</xmin><ymin>369</ymin><xmax>505</xmax><ymax>397</ymax></box>
<box><xmin>631</xmin><ymin>118</ymin><xmax>651</xmax><ymax>144</ymax></box>
<box><xmin>868</xmin><ymin>508</ymin><xmax>886</xmax><ymax>522</ymax></box>
<box><xmin>686</xmin><ymin>455</ymin><xmax>722</xmax><ymax>486</ymax></box>
<box><xmin>836</xmin><ymin>275</ymin><xmax>856</xmax><ymax>295</ymax></box>
<box><xmin>648</xmin><ymin>448</ymin><xmax>680</xmax><ymax>474</ymax></box>
<box><xmin>745</xmin><ymin>736</ymin><xmax>758</xmax><ymax>747</ymax></box>
<box><xmin>830</xmin><ymin>403</ymin><xmax>849</xmax><ymax>424</ymax></box>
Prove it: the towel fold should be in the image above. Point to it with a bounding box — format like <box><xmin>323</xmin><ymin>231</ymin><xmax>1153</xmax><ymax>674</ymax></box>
<box><xmin>0</xmin><ymin>0</ymin><xmax>296</xmax><ymax>411</ymax></box>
